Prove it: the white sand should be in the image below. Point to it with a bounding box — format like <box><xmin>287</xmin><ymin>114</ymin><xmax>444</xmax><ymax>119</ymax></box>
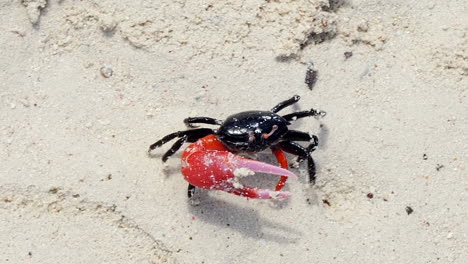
<box><xmin>1</xmin><ymin>0</ymin><xmax>467</xmax><ymax>263</ymax></box>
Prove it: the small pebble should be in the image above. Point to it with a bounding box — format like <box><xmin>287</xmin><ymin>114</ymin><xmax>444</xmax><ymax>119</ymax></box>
<box><xmin>344</xmin><ymin>51</ymin><xmax>353</xmax><ymax>59</ymax></box>
<box><xmin>190</xmin><ymin>199</ymin><xmax>200</xmax><ymax>206</ymax></box>
<box><xmin>305</xmin><ymin>62</ymin><xmax>318</xmax><ymax>90</ymax></box>
<box><xmin>99</xmin><ymin>15</ymin><xmax>117</xmax><ymax>32</ymax></box>
<box><xmin>436</xmin><ymin>164</ymin><xmax>444</xmax><ymax>171</ymax></box>
<box><xmin>357</xmin><ymin>21</ymin><xmax>369</xmax><ymax>32</ymax></box>
<box><xmin>100</xmin><ymin>65</ymin><xmax>113</xmax><ymax>78</ymax></box>
<box><xmin>19</xmin><ymin>98</ymin><xmax>31</xmax><ymax>107</ymax></box>
<box><xmin>405</xmin><ymin>206</ymin><xmax>414</xmax><ymax>215</ymax></box>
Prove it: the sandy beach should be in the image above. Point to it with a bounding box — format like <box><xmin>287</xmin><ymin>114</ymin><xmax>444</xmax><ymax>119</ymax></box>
<box><xmin>1</xmin><ymin>0</ymin><xmax>467</xmax><ymax>263</ymax></box>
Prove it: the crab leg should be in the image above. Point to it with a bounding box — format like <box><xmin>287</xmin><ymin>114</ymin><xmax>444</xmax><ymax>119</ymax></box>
<box><xmin>271</xmin><ymin>147</ymin><xmax>289</xmax><ymax>191</ymax></box>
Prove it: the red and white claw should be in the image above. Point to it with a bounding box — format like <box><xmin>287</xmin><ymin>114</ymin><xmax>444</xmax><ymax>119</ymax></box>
<box><xmin>182</xmin><ymin>149</ymin><xmax>297</xmax><ymax>199</ymax></box>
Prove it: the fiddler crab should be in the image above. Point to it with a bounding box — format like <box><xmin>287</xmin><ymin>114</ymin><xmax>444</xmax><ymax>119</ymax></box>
<box><xmin>148</xmin><ymin>95</ymin><xmax>326</xmax><ymax>200</ymax></box>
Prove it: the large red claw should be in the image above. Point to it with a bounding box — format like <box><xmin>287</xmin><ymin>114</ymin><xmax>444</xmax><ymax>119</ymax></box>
<box><xmin>181</xmin><ymin>149</ymin><xmax>297</xmax><ymax>199</ymax></box>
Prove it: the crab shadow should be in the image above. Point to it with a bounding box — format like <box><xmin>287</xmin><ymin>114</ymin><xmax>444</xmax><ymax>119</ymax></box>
<box><xmin>147</xmin><ymin>151</ymin><xmax>182</xmax><ymax>177</ymax></box>
<box><xmin>317</xmin><ymin>123</ymin><xmax>330</xmax><ymax>150</ymax></box>
<box><xmin>188</xmin><ymin>193</ymin><xmax>302</xmax><ymax>244</ymax></box>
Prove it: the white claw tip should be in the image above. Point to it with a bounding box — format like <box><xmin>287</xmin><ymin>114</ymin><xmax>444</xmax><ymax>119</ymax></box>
<box><xmin>258</xmin><ymin>190</ymin><xmax>292</xmax><ymax>199</ymax></box>
<box><xmin>274</xmin><ymin>191</ymin><xmax>292</xmax><ymax>199</ymax></box>
<box><xmin>233</xmin><ymin>168</ymin><xmax>255</xmax><ymax>178</ymax></box>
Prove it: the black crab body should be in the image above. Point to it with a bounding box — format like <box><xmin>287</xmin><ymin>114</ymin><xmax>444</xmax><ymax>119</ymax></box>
<box><xmin>217</xmin><ymin>111</ymin><xmax>289</xmax><ymax>153</ymax></box>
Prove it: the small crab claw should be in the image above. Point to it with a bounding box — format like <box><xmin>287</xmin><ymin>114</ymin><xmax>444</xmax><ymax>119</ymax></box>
<box><xmin>181</xmin><ymin>150</ymin><xmax>297</xmax><ymax>199</ymax></box>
